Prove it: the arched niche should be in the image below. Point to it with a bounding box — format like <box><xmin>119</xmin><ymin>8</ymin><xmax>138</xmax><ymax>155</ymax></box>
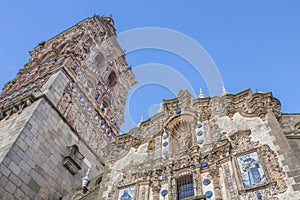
<box><xmin>107</xmin><ymin>71</ymin><xmax>118</xmax><ymax>90</ymax></box>
<box><xmin>57</xmin><ymin>43</ymin><xmax>66</xmax><ymax>52</ymax></box>
<box><xmin>165</xmin><ymin>114</ymin><xmax>195</xmax><ymax>155</ymax></box>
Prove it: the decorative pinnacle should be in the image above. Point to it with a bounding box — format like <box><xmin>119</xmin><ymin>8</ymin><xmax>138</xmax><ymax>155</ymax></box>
<box><xmin>198</xmin><ymin>88</ymin><xmax>205</xmax><ymax>98</ymax></box>
<box><xmin>255</xmin><ymin>88</ymin><xmax>263</xmax><ymax>93</ymax></box>
<box><xmin>82</xmin><ymin>168</ymin><xmax>90</xmax><ymax>188</ymax></box>
<box><xmin>222</xmin><ymin>86</ymin><xmax>228</xmax><ymax>96</ymax></box>
<box><xmin>138</xmin><ymin>116</ymin><xmax>144</xmax><ymax>127</ymax></box>
<box><xmin>158</xmin><ymin>103</ymin><xmax>164</xmax><ymax>113</ymax></box>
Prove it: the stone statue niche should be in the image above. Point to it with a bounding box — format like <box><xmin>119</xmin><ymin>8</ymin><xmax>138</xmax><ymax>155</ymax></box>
<box><xmin>168</xmin><ymin>119</ymin><xmax>193</xmax><ymax>155</ymax></box>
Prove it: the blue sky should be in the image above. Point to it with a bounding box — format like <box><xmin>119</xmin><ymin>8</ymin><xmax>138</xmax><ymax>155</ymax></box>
<box><xmin>0</xmin><ymin>1</ymin><xmax>299</xmax><ymax>131</ymax></box>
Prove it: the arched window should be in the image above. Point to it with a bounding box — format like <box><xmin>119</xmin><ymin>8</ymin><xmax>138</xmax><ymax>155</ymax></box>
<box><xmin>57</xmin><ymin>43</ymin><xmax>66</xmax><ymax>52</ymax></box>
<box><xmin>107</xmin><ymin>71</ymin><xmax>118</xmax><ymax>90</ymax></box>
<box><xmin>39</xmin><ymin>53</ymin><xmax>48</xmax><ymax>62</ymax></box>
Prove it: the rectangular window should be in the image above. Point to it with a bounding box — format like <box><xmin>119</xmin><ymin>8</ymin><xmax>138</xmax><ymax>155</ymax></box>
<box><xmin>176</xmin><ymin>174</ymin><xmax>194</xmax><ymax>200</ymax></box>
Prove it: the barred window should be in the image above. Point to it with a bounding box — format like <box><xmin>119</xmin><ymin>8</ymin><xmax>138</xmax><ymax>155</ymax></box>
<box><xmin>176</xmin><ymin>174</ymin><xmax>195</xmax><ymax>200</ymax></box>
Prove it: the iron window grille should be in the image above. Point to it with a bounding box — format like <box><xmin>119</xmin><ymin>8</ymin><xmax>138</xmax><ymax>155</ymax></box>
<box><xmin>176</xmin><ymin>174</ymin><xmax>195</xmax><ymax>200</ymax></box>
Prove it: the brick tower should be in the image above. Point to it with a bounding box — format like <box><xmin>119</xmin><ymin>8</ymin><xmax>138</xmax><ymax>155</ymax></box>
<box><xmin>0</xmin><ymin>15</ymin><xmax>134</xmax><ymax>199</ymax></box>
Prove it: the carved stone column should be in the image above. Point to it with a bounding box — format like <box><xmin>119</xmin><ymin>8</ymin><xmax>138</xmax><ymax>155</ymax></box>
<box><xmin>168</xmin><ymin>178</ymin><xmax>177</xmax><ymax>200</ymax></box>
<box><xmin>210</xmin><ymin>167</ymin><xmax>222</xmax><ymax>200</ymax></box>
<box><xmin>151</xmin><ymin>180</ymin><xmax>161</xmax><ymax>200</ymax></box>
<box><xmin>193</xmin><ymin>167</ymin><xmax>202</xmax><ymax>196</ymax></box>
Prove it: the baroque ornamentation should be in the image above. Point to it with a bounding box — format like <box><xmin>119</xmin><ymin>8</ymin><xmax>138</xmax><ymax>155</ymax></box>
<box><xmin>228</xmin><ymin>130</ymin><xmax>287</xmax><ymax>198</ymax></box>
<box><xmin>0</xmin><ymin>13</ymin><xmax>293</xmax><ymax>200</ymax></box>
<box><xmin>229</xmin><ymin>129</ymin><xmax>259</xmax><ymax>154</ymax></box>
<box><xmin>260</xmin><ymin>145</ymin><xmax>287</xmax><ymax>195</ymax></box>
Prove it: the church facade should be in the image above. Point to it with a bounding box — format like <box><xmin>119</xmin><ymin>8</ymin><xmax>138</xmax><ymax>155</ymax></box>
<box><xmin>0</xmin><ymin>15</ymin><xmax>299</xmax><ymax>200</ymax></box>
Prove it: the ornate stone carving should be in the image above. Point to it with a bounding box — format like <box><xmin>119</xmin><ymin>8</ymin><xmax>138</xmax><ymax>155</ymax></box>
<box><xmin>229</xmin><ymin>129</ymin><xmax>259</xmax><ymax>154</ymax></box>
<box><xmin>193</xmin><ymin>167</ymin><xmax>202</xmax><ymax>197</ymax></box>
<box><xmin>0</xmin><ymin>95</ymin><xmax>36</xmax><ymax>121</ymax></box>
<box><xmin>102</xmin><ymin>142</ymin><xmax>127</xmax><ymax>162</ymax></box>
<box><xmin>199</xmin><ymin>107</ymin><xmax>211</xmax><ymax>122</ymax></box>
<box><xmin>118</xmin><ymin>173</ymin><xmax>135</xmax><ymax>188</ymax></box>
<box><xmin>166</xmin><ymin>114</ymin><xmax>195</xmax><ymax>155</ymax></box>
<box><xmin>260</xmin><ymin>145</ymin><xmax>287</xmax><ymax>195</ymax></box>
<box><xmin>58</xmin><ymin>92</ymin><xmax>72</xmax><ymax>115</ymax></box>
<box><xmin>151</xmin><ymin>180</ymin><xmax>161</xmax><ymax>200</ymax></box>
<box><xmin>210</xmin><ymin>168</ymin><xmax>222</xmax><ymax>200</ymax></box>
<box><xmin>4</xmin><ymin>22</ymin><xmax>290</xmax><ymax>199</ymax></box>
<box><xmin>229</xmin><ymin>131</ymin><xmax>287</xmax><ymax>198</ymax></box>
<box><xmin>147</xmin><ymin>138</ymin><xmax>155</xmax><ymax>151</ymax></box>
<box><xmin>284</xmin><ymin>122</ymin><xmax>300</xmax><ymax>139</ymax></box>
<box><xmin>117</xmin><ymin>134</ymin><xmax>140</xmax><ymax>150</ymax></box>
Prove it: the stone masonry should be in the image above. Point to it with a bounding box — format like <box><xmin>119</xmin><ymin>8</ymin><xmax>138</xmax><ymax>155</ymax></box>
<box><xmin>0</xmin><ymin>15</ymin><xmax>134</xmax><ymax>199</ymax></box>
<box><xmin>0</xmin><ymin>15</ymin><xmax>299</xmax><ymax>200</ymax></box>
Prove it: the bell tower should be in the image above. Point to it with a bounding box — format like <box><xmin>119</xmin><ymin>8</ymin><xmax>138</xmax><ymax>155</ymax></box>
<box><xmin>0</xmin><ymin>15</ymin><xmax>134</xmax><ymax>199</ymax></box>
<box><xmin>1</xmin><ymin>15</ymin><xmax>134</xmax><ymax>153</ymax></box>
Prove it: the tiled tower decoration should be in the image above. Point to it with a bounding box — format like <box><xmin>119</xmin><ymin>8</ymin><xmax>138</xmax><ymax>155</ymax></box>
<box><xmin>0</xmin><ymin>15</ymin><xmax>135</xmax><ymax>155</ymax></box>
<box><xmin>0</xmin><ymin>15</ymin><xmax>300</xmax><ymax>200</ymax></box>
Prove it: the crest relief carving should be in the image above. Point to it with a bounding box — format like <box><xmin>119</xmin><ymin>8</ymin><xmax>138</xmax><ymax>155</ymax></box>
<box><xmin>229</xmin><ymin>129</ymin><xmax>259</xmax><ymax>154</ymax></box>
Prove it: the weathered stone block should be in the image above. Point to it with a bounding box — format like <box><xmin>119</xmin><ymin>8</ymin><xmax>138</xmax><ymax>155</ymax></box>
<box><xmin>21</xmin><ymin>182</ymin><xmax>31</xmax><ymax>195</ymax></box>
<box><xmin>19</xmin><ymin>170</ymin><xmax>30</xmax><ymax>184</ymax></box>
<box><xmin>2</xmin><ymin>156</ymin><xmax>12</xmax><ymax>167</ymax></box>
<box><xmin>8</xmin><ymin>161</ymin><xmax>21</xmax><ymax>176</ymax></box>
<box><xmin>19</xmin><ymin>160</ymin><xmax>31</xmax><ymax>174</ymax></box>
<box><xmin>294</xmin><ymin>176</ymin><xmax>300</xmax><ymax>183</ymax></box>
<box><xmin>28</xmin><ymin>178</ymin><xmax>41</xmax><ymax>193</ymax></box>
<box><xmin>0</xmin><ymin>187</ymin><xmax>5</xmax><ymax>199</ymax></box>
<box><xmin>0</xmin><ymin>164</ymin><xmax>11</xmax><ymax>177</ymax></box>
<box><xmin>5</xmin><ymin>181</ymin><xmax>17</xmax><ymax>194</ymax></box>
<box><xmin>35</xmin><ymin>165</ymin><xmax>49</xmax><ymax>181</ymax></box>
<box><xmin>0</xmin><ymin>175</ymin><xmax>8</xmax><ymax>187</ymax></box>
<box><xmin>16</xmin><ymin>138</ymin><xmax>29</xmax><ymax>152</ymax></box>
<box><xmin>10</xmin><ymin>151</ymin><xmax>21</xmax><ymax>165</ymax></box>
<box><xmin>29</xmin><ymin>190</ymin><xmax>36</xmax><ymax>199</ymax></box>
<box><xmin>27</xmin><ymin>157</ymin><xmax>36</xmax><ymax>169</ymax></box>
<box><xmin>14</xmin><ymin>188</ymin><xmax>26</xmax><ymax>200</ymax></box>
<box><xmin>2</xmin><ymin>192</ymin><xmax>14</xmax><ymax>200</ymax></box>
<box><xmin>30</xmin><ymin>170</ymin><xmax>47</xmax><ymax>186</ymax></box>
<box><xmin>24</xmin><ymin>136</ymin><xmax>33</xmax><ymax>147</ymax></box>
<box><xmin>288</xmin><ymin>162</ymin><xmax>300</xmax><ymax>171</ymax></box>
<box><xmin>292</xmin><ymin>183</ymin><xmax>300</xmax><ymax>191</ymax></box>
<box><xmin>9</xmin><ymin>173</ymin><xmax>22</xmax><ymax>187</ymax></box>
<box><xmin>287</xmin><ymin>169</ymin><xmax>300</xmax><ymax>178</ymax></box>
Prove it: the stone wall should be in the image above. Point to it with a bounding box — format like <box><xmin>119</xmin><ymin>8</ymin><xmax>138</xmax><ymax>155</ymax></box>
<box><xmin>278</xmin><ymin>114</ymin><xmax>300</xmax><ymax>194</ymax></box>
<box><xmin>0</xmin><ymin>97</ymin><xmax>105</xmax><ymax>199</ymax></box>
<box><xmin>0</xmin><ymin>15</ymin><xmax>299</xmax><ymax>200</ymax></box>
<box><xmin>0</xmin><ymin>69</ymin><xmax>105</xmax><ymax>199</ymax></box>
<box><xmin>0</xmin><ymin>15</ymin><xmax>135</xmax><ymax>199</ymax></box>
<box><xmin>0</xmin><ymin>98</ymin><xmax>39</xmax><ymax>200</ymax></box>
<box><xmin>72</xmin><ymin>90</ymin><xmax>300</xmax><ymax>200</ymax></box>
<box><xmin>217</xmin><ymin>112</ymin><xmax>300</xmax><ymax>199</ymax></box>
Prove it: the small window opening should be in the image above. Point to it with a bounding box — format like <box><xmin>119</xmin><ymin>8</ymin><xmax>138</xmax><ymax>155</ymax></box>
<box><xmin>176</xmin><ymin>174</ymin><xmax>194</xmax><ymax>200</ymax></box>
